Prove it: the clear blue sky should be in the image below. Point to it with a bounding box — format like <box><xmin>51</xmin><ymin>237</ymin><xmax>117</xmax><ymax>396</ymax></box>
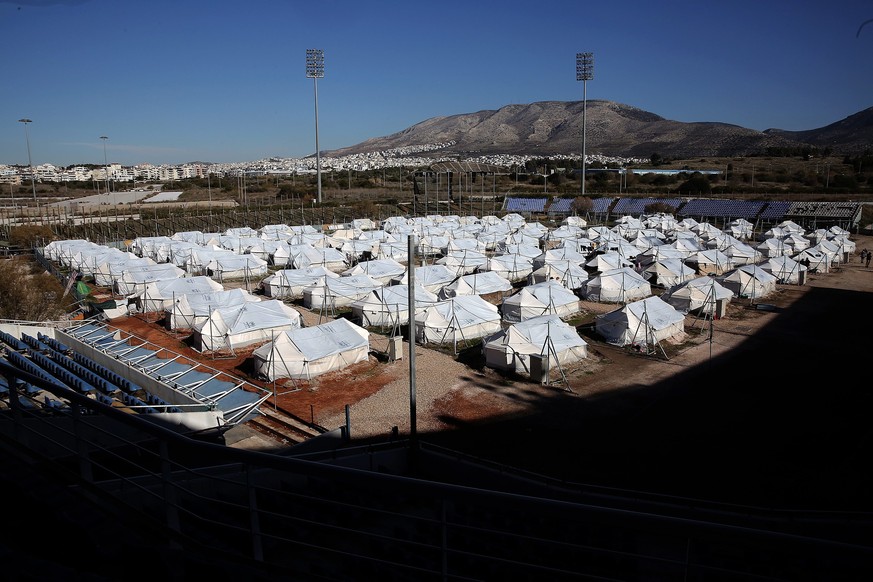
<box><xmin>2</xmin><ymin>0</ymin><xmax>871</xmax><ymax>167</ymax></box>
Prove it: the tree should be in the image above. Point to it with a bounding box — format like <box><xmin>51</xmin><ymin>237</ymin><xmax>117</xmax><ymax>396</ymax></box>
<box><xmin>677</xmin><ymin>174</ymin><xmax>712</xmax><ymax>195</ymax></box>
<box><xmin>0</xmin><ymin>257</ymin><xmax>69</xmax><ymax>320</ymax></box>
<box><xmin>644</xmin><ymin>201</ymin><xmax>676</xmax><ymax>215</ymax></box>
<box><xmin>571</xmin><ymin>196</ymin><xmax>593</xmax><ymax>215</ymax></box>
<box><xmin>9</xmin><ymin>225</ymin><xmax>54</xmax><ymax>250</ymax></box>
<box><xmin>650</xmin><ymin>153</ymin><xmax>663</xmax><ymax>166</ymax></box>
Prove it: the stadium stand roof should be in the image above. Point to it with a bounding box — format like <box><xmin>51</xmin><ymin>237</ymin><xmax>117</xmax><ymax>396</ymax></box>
<box><xmin>678</xmin><ymin>200</ymin><xmax>766</xmax><ymax>220</ymax></box>
<box><xmin>785</xmin><ymin>201</ymin><xmax>862</xmax><ymax>220</ymax></box>
<box><xmin>592</xmin><ymin>197</ymin><xmax>616</xmax><ymax>214</ymax></box>
<box><xmin>63</xmin><ymin>322</ymin><xmax>269</xmax><ymax>425</ymax></box>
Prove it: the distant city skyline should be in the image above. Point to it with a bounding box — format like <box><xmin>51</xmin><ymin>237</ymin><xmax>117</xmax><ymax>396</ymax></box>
<box><xmin>1</xmin><ymin>0</ymin><xmax>871</xmax><ymax>167</ymax></box>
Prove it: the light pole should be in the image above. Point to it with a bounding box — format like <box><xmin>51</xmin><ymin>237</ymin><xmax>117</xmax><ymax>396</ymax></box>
<box><xmin>100</xmin><ymin>135</ymin><xmax>110</xmax><ymax>203</ymax></box>
<box><xmin>306</xmin><ymin>48</ymin><xmax>324</xmax><ymax>204</ymax></box>
<box><xmin>576</xmin><ymin>52</ymin><xmax>594</xmax><ymax>197</ymax></box>
<box><xmin>18</xmin><ymin>118</ymin><xmax>37</xmax><ymax>202</ymax></box>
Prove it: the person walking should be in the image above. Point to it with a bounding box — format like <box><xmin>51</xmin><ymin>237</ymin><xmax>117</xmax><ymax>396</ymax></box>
<box><xmin>867</xmin><ymin>251</ymin><xmax>871</xmax><ymax>268</ymax></box>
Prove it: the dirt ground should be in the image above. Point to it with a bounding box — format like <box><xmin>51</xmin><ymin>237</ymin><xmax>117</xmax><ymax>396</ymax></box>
<box><xmin>105</xmin><ymin>234</ymin><xmax>873</xmax><ymax>510</ymax></box>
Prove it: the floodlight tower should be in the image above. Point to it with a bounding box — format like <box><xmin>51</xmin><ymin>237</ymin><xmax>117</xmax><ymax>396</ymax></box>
<box><xmin>306</xmin><ymin>48</ymin><xmax>324</xmax><ymax>204</ymax></box>
<box><xmin>576</xmin><ymin>52</ymin><xmax>594</xmax><ymax>197</ymax></box>
<box><xmin>18</xmin><ymin>118</ymin><xmax>37</xmax><ymax>202</ymax></box>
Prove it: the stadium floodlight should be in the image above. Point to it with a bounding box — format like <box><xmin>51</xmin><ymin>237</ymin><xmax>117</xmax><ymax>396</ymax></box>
<box><xmin>306</xmin><ymin>48</ymin><xmax>324</xmax><ymax>204</ymax></box>
<box><xmin>18</xmin><ymin>118</ymin><xmax>37</xmax><ymax>202</ymax></box>
<box><xmin>100</xmin><ymin>135</ymin><xmax>110</xmax><ymax>198</ymax></box>
<box><xmin>576</xmin><ymin>52</ymin><xmax>594</xmax><ymax>197</ymax></box>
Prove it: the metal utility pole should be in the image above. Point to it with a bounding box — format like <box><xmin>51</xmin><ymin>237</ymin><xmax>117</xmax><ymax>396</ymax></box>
<box><xmin>100</xmin><ymin>135</ymin><xmax>110</xmax><ymax>202</ymax></box>
<box><xmin>407</xmin><ymin>234</ymin><xmax>417</xmax><ymax>445</ymax></box>
<box><xmin>18</xmin><ymin>118</ymin><xmax>37</xmax><ymax>202</ymax></box>
<box><xmin>306</xmin><ymin>49</ymin><xmax>325</xmax><ymax>204</ymax></box>
<box><xmin>576</xmin><ymin>52</ymin><xmax>594</xmax><ymax>197</ymax></box>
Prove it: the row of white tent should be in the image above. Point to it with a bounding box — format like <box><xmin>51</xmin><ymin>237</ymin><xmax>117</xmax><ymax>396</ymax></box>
<box><xmin>43</xmin><ymin>214</ymin><xmax>855</xmax><ymax>383</ymax></box>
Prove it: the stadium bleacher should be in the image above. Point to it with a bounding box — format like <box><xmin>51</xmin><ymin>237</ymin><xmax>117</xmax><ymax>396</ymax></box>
<box><xmin>504</xmin><ymin>198</ymin><xmax>547</xmax><ymax>213</ymax></box>
<box><xmin>591</xmin><ymin>197</ymin><xmax>616</xmax><ymax>214</ymax></box>
<box><xmin>547</xmin><ymin>198</ymin><xmax>573</xmax><ymax>213</ymax></box>
<box><xmin>678</xmin><ymin>199</ymin><xmax>766</xmax><ymax>220</ymax></box>
<box><xmin>759</xmin><ymin>201</ymin><xmax>791</xmax><ymax>221</ymax></box>
<box><xmin>612</xmin><ymin>197</ymin><xmax>684</xmax><ymax>216</ymax></box>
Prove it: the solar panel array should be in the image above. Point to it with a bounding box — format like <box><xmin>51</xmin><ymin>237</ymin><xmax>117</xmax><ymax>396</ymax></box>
<box><xmin>678</xmin><ymin>200</ymin><xmax>766</xmax><ymax>219</ymax></box>
<box><xmin>505</xmin><ymin>198</ymin><xmax>547</xmax><ymax>213</ymax></box>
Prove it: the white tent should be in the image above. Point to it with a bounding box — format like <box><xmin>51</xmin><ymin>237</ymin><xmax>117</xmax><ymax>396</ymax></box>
<box><xmin>164</xmin><ymin>288</ymin><xmax>261</xmax><ymax>330</ymax></box>
<box><xmin>252</xmin><ymin>318</ymin><xmax>370</xmax><ymax>381</ymax></box>
<box><xmin>414</xmin><ymin>295</ymin><xmax>502</xmax><ymax>347</ymax></box>
<box><xmin>288</xmin><ymin>246</ymin><xmax>348</xmax><ymax>272</ymax></box>
<box><xmin>439</xmin><ymin>271</ymin><xmax>513</xmax><ymax>301</ymax></box>
<box><xmin>130</xmin><ymin>236</ymin><xmax>174</xmax><ymax>260</ymax></box>
<box><xmin>634</xmin><ymin>245</ymin><xmax>688</xmax><ymax>267</ymax></box>
<box><xmin>581</xmin><ymin>267</ymin><xmax>652</xmax><ymax>303</ymax></box>
<box><xmin>375</xmin><ymin>240</ymin><xmax>410</xmax><ymax>261</ymax></box>
<box><xmin>338</xmin><ymin>238</ymin><xmax>379</xmax><ymax>262</ymax></box>
<box><xmin>393</xmin><ymin>264</ymin><xmax>457</xmax><ymax>294</ymax></box>
<box><xmin>135</xmin><ymin>275</ymin><xmax>224</xmax><ymax>313</ymax></box>
<box><xmin>781</xmin><ymin>233</ymin><xmax>810</xmax><ymax>254</ymax></box>
<box><xmin>114</xmin><ymin>263</ymin><xmax>187</xmax><ymax>295</ymax></box>
<box><xmin>756</xmin><ymin>238</ymin><xmax>789</xmax><ymax>258</ymax></box>
<box><xmin>534</xmin><ymin>247</ymin><xmax>587</xmax><ymax>270</ymax></box>
<box><xmin>501</xmin><ymin>280</ymin><xmax>580</xmax><ymax>323</ymax></box>
<box><xmin>595</xmin><ymin>296</ymin><xmax>686</xmax><ymax>348</ymax></box>
<box><xmin>483</xmin><ymin>253</ymin><xmax>534</xmax><ymax>282</ymax></box>
<box><xmin>44</xmin><ymin>239</ymin><xmax>93</xmax><ymax>264</ymax></box>
<box><xmin>719</xmin><ymin>265</ymin><xmax>778</xmax><ymax>299</ymax></box>
<box><xmin>561</xmin><ymin>216</ymin><xmax>587</xmax><ymax>228</ymax></box>
<box><xmin>585</xmin><ymin>251</ymin><xmax>633</xmax><ymax>273</ymax></box>
<box><xmin>261</xmin><ymin>266</ymin><xmax>340</xmax><ymax>299</ymax></box>
<box><xmin>494</xmin><ymin>243</ymin><xmax>542</xmax><ymax>260</ymax></box>
<box><xmin>661</xmin><ymin>276</ymin><xmax>734</xmax><ymax>315</ymax></box>
<box><xmin>528</xmin><ymin>261</ymin><xmax>589</xmax><ymax>291</ymax></box>
<box><xmin>302</xmin><ymin>274</ymin><xmax>383</xmax><ymax>310</ymax></box>
<box><xmin>728</xmin><ymin>219</ymin><xmax>754</xmax><ymax>240</ymax></box>
<box><xmin>71</xmin><ymin>246</ymin><xmax>130</xmax><ymax>275</ymax></box>
<box><xmin>793</xmin><ymin>247</ymin><xmax>833</xmax><ymax>273</ymax></box>
<box><xmin>206</xmin><ymin>254</ymin><xmax>269</xmax><ymax>281</ymax></box>
<box><xmin>639</xmin><ymin>258</ymin><xmax>697</xmax><ymax>288</ymax></box>
<box><xmin>93</xmin><ymin>256</ymin><xmax>157</xmax><ymax>287</ymax></box>
<box><xmin>760</xmin><ymin>256</ymin><xmax>807</xmax><ymax>285</ymax></box>
<box><xmin>350</xmin><ymin>284</ymin><xmax>440</xmax><ymax>327</ymax></box>
<box><xmin>437</xmin><ymin>249</ymin><xmax>489</xmax><ymax>276</ymax></box>
<box><xmin>192</xmin><ymin>299</ymin><xmax>302</xmax><ymax>352</ymax></box>
<box><xmin>341</xmin><ymin>258</ymin><xmax>406</xmax><ymax>285</ymax></box>
<box><xmin>483</xmin><ymin>315</ymin><xmax>588</xmax><ymax>376</ymax></box>
<box><xmin>685</xmin><ymin>249</ymin><xmax>733</xmax><ymax>276</ymax></box>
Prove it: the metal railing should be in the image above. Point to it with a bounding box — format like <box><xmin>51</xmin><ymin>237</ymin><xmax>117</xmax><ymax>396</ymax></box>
<box><xmin>1</xmin><ymin>360</ymin><xmax>871</xmax><ymax>580</ymax></box>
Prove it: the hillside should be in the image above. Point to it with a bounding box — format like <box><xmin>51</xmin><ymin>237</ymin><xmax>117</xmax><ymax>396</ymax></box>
<box><xmin>765</xmin><ymin>106</ymin><xmax>873</xmax><ymax>153</ymax></box>
<box><xmin>327</xmin><ymin>100</ymin><xmax>873</xmax><ymax>159</ymax></box>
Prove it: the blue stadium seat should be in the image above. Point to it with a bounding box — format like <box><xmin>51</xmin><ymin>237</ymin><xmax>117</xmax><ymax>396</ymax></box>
<box><xmin>505</xmin><ymin>198</ymin><xmax>547</xmax><ymax>213</ymax></box>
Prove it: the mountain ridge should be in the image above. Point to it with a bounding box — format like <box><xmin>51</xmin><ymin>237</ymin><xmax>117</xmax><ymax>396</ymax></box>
<box><xmin>326</xmin><ymin>100</ymin><xmax>872</xmax><ymax>159</ymax></box>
